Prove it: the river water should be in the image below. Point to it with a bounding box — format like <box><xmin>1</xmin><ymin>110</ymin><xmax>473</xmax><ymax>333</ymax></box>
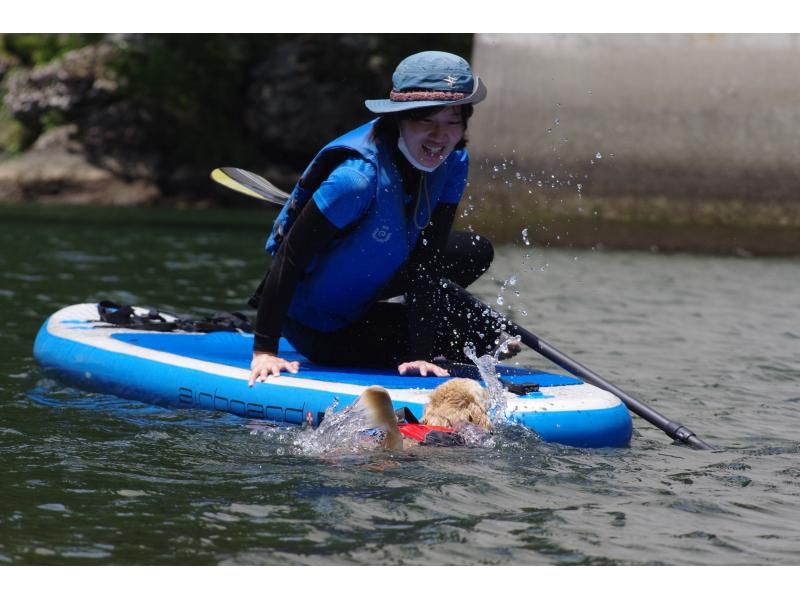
<box><xmin>1</xmin><ymin>205</ymin><xmax>799</xmax><ymax>566</ymax></box>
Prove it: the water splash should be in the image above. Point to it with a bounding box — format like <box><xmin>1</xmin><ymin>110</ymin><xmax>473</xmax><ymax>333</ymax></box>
<box><xmin>293</xmin><ymin>399</ymin><xmax>384</xmax><ymax>456</ymax></box>
<box><xmin>464</xmin><ymin>344</ymin><xmax>509</xmax><ymax>425</ymax></box>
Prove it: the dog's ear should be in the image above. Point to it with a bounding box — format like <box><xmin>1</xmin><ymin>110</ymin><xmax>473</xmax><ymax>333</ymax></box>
<box><xmin>476</xmin><ymin>386</ymin><xmax>490</xmax><ymax>409</ymax></box>
<box><xmin>465</xmin><ymin>402</ymin><xmax>492</xmax><ymax>430</ymax></box>
<box><xmin>421</xmin><ymin>392</ymin><xmax>452</xmax><ymax>427</ymax></box>
<box><xmin>427</xmin><ymin>383</ymin><xmax>444</xmax><ymax>405</ymax></box>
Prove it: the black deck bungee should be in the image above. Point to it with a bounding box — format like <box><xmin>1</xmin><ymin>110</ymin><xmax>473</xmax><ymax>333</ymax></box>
<box><xmin>97</xmin><ymin>300</ymin><xmax>253</xmax><ymax>334</ymax></box>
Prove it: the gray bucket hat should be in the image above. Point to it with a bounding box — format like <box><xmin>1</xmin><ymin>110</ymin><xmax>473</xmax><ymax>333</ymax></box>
<box><xmin>365</xmin><ymin>51</ymin><xmax>487</xmax><ymax>114</ymax></box>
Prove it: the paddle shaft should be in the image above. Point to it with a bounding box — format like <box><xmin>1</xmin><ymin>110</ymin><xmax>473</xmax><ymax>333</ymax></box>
<box><xmin>444</xmin><ymin>279</ymin><xmax>714</xmax><ymax>450</ymax></box>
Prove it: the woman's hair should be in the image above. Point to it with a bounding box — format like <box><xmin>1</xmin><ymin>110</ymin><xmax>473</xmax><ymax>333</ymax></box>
<box><xmin>372</xmin><ymin>104</ymin><xmax>474</xmax><ymax>150</ymax></box>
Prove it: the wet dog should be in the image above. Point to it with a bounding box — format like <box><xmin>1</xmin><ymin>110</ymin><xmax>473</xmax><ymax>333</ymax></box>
<box><xmin>353</xmin><ymin>378</ymin><xmax>491</xmax><ymax>450</ymax></box>
<box><xmin>421</xmin><ymin>377</ymin><xmax>491</xmax><ymax>431</ymax></box>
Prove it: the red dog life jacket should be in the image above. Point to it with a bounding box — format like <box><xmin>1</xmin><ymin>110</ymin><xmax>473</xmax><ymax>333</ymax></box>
<box><xmin>398</xmin><ymin>423</ymin><xmax>464</xmax><ymax>446</ymax></box>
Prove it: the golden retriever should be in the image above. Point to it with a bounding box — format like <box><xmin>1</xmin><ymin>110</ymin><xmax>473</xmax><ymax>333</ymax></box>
<box><xmin>421</xmin><ymin>377</ymin><xmax>491</xmax><ymax>431</ymax></box>
<box><xmin>353</xmin><ymin>378</ymin><xmax>491</xmax><ymax>450</ymax></box>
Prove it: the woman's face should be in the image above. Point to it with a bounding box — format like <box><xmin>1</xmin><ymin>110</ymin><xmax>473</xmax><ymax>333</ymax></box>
<box><xmin>399</xmin><ymin>106</ymin><xmax>465</xmax><ymax>169</ymax></box>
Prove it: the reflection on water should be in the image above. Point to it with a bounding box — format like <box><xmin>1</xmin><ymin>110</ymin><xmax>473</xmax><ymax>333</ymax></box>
<box><xmin>1</xmin><ymin>206</ymin><xmax>800</xmax><ymax>565</ymax></box>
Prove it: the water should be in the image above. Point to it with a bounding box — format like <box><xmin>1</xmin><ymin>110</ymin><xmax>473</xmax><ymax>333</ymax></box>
<box><xmin>2</xmin><ymin>205</ymin><xmax>799</xmax><ymax>565</ymax></box>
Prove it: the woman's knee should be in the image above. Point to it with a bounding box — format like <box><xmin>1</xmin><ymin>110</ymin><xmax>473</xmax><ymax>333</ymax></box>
<box><xmin>471</xmin><ymin>233</ymin><xmax>494</xmax><ymax>272</ymax></box>
<box><xmin>444</xmin><ymin>230</ymin><xmax>494</xmax><ymax>284</ymax></box>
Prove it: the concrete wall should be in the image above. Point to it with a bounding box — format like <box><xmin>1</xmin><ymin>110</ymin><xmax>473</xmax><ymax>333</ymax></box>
<box><xmin>469</xmin><ymin>34</ymin><xmax>800</xmax><ymax>202</ymax></box>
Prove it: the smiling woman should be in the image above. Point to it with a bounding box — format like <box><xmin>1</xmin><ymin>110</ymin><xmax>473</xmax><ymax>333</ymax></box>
<box><xmin>396</xmin><ymin>105</ymin><xmax>471</xmax><ymax>170</ymax></box>
<box><xmin>247</xmin><ymin>51</ymin><xmax>501</xmax><ymax>384</ymax></box>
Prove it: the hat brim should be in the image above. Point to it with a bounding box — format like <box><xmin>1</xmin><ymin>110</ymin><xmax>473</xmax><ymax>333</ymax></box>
<box><xmin>365</xmin><ymin>76</ymin><xmax>487</xmax><ymax>114</ymax></box>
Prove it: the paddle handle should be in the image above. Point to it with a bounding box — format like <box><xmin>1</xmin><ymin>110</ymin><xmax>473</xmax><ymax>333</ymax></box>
<box><xmin>444</xmin><ymin>279</ymin><xmax>714</xmax><ymax>450</ymax></box>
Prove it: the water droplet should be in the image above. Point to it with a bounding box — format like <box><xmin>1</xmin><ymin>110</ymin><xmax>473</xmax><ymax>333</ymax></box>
<box><xmin>496</xmin><ymin>296</ymin><xmax>504</xmax><ymax>306</ymax></box>
<box><xmin>595</xmin><ymin>152</ymin><xmax>603</xmax><ymax>159</ymax></box>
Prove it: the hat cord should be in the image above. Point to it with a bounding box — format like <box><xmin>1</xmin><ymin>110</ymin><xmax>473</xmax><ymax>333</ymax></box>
<box><xmin>413</xmin><ymin>173</ymin><xmax>432</xmax><ymax>231</ymax></box>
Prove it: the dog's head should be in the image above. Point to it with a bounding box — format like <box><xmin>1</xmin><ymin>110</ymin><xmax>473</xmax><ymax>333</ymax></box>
<box><xmin>421</xmin><ymin>378</ymin><xmax>492</xmax><ymax>430</ymax></box>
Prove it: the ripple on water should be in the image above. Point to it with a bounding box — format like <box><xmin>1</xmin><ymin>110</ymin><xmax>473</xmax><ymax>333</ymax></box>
<box><xmin>59</xmin><ymin>547</ymin><xmax>114</xmax><ymax>559</ymax></box>
<box><xmin>37</xmin><ymin>503</ymin><xmax>69</xmax><ymax>513</ymax></box>
<box><xmin>4</xmin><ymin>228</ymin><xmax>800</xmax><ymax>565</ymax></box>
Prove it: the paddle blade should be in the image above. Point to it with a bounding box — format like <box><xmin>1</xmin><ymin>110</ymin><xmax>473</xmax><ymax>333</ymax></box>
<box><xmin>211</xmin><ymin>167</ymin><xmax>290</xmax><ymax>206</ymax></box>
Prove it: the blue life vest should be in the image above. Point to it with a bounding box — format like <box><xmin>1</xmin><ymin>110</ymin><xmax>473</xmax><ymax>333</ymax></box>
<box><xmin>265</xmin><ymin>119</ymin><xmax>468</xmax><ymax>332</ymax></box>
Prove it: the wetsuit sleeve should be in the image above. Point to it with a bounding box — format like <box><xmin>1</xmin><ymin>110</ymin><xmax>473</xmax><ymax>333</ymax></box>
<box><xmin>312</xmin><ymin>158</ymin><xmax>376</xmax><ymax>229</ymax></box>
<box><xmin>253</xmin><ymin>200</ymin><xmax>340</xmax><ymax>354</ymax></box>
<box><xmin>438</xmin><ymin>150</ymin><xmax>469</xmax><ymax>205</ymax></box>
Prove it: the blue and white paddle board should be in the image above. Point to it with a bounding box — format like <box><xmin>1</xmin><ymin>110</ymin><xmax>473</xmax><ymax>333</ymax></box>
<box><xmin>33</xmin><ymin>303</ymin><xmax>633</xmax><ymax>448</ymax></box>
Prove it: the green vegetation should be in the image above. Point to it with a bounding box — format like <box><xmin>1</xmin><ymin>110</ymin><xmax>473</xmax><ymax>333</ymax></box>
<box><xmin>111</xmin><ymin>35</ymin><xmax>287</xmax><ymax>171</ymax></box>
<box><xmin>0</xmin><ymin>34</ymin><xmax>104</xmax><ymax>66</ymax></box>
<box><xmin>0</xmin><ymin>34</ymin><xmax>473</xmax><ymax>174</ymax></box>
<box><xmin>108</xmin><ymin>34</ymin><xmax>473</xmax><ymax>175</ymax></box>
<box><xmin>0</xmin><ymin>101</ymin><xmax>24</xmax><ymax>155</ymax></box>
<box><xmin>0</xmin><ymin>34</ymin><xmax>105</xmax><ymax>154</ymax></box>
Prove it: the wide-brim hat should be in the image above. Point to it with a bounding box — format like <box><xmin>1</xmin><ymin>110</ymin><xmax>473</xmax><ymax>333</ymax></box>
<box><xmin>365</xmin><ymin>50</ymin><xmax>487</xmax><ymax>114</ymax></box>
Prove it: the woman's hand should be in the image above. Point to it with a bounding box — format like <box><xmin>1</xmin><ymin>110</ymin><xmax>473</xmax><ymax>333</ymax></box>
<box><xmin>249</xmin><ymin>351</ymin><xmax>300</xmax><ymax>386</ymax></box>
<box><xmin>397</xmin><ymin>360</ymin><xmax>450</xmax><ymax>377</ymax></box>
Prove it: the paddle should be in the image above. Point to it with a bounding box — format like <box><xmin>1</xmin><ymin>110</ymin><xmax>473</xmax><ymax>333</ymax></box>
<box><xmin>211</xmin><ymin>166</ymin><xmax>715</xmax><ymax>449</ymax></box>
<box><xmin>441</xmin><ymin>278</ymin><xmax>715</xmax><ymax>450</ymax></box>
<box><xmin>211</xmin><ymin>167</ymin><xmax>290</xmax><ymax>206</ymax></box>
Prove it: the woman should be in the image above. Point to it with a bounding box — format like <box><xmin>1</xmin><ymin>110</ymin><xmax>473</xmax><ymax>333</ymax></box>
<box><xmin>249</xmin><ymin>50</ymin><xmax>506</xmax><ymax>385</ymax></box>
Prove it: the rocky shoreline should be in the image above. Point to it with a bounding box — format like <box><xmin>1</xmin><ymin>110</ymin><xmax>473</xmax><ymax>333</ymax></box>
<box><xmin>1</xmin><ymin>35</ymin><xmax>461</xmax><ymax>206</ymax></box>
<box><xmin>2</xmin><ymin>34</ymin><xmax>799</xmax><ymax>255</ymax></box>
